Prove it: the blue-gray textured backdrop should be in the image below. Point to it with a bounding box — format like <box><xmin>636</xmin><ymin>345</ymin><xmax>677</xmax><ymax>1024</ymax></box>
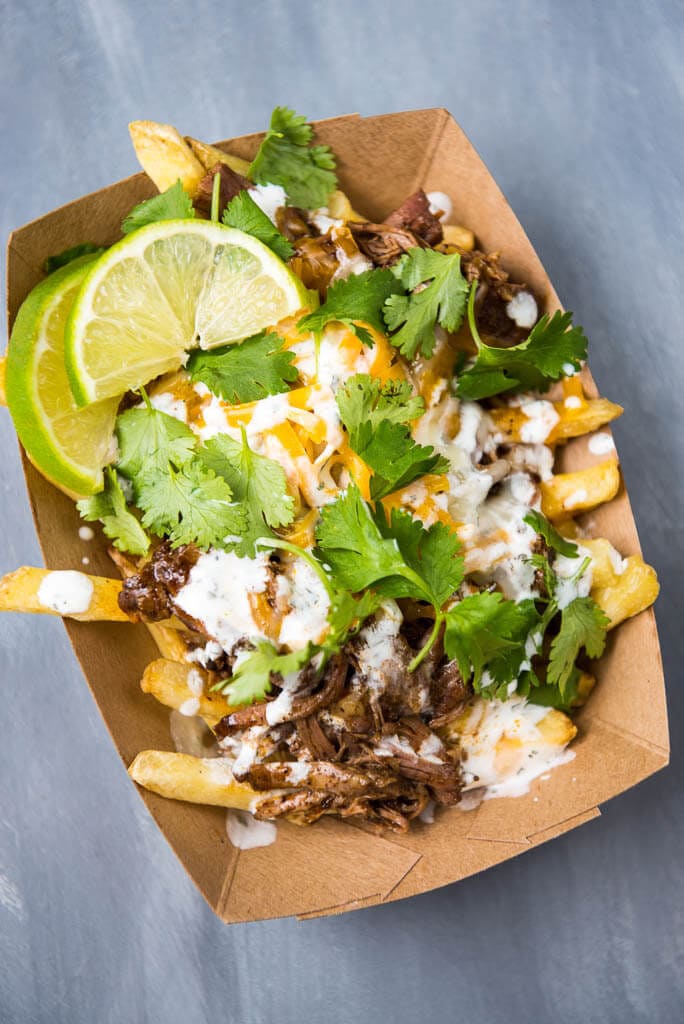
<box><xmin>1</xmin><ymin>1</ymin><xmax>682</xmax><ymax>1021</ymax></box>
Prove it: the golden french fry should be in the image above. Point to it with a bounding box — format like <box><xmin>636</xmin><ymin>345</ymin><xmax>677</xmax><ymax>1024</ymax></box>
<box><xmin>442</xmin><ymin>224</ymin><xmax>475</xmax><ymax>250</ymax></box>
<box><xmin>540</xmin><ymin>460</ymin><xmax>620</xmax><ymax>522</ymax></box>
<box><xmin>441</xmin><ymin>698</ymin><xmax>576</xmax><ymax>788</ymax></box>
<box><xmin>0</xmin><ymin>355</ymin><xmax>6</xmax><ymax>406</ymax></box>
<box><xmin>592</xmin><ymin>555</ymin><xmax>659</xmax><ymax>629</ymax></box>
<box><xmin>141</xmin><ymin>659</ymin><xmax>233</xmax><ymax>727</ymax></box>
<box><xmin>129</xmin><ymin>120</ymin><xmax>205</xmax><ymax>195</ymax></box>
<box><xmin>128</xmin><ymin>750</ymin><xmax>257</xmax><ymax>810</ymax></box>
<box><xmin>0</xmin><ymin>566</ymin><xmax>129</xmax><ymax>622</ymax></box>
<box><xmin>490</xmin><ymin>398</ymin><xmax>622</xmax><ymax>445</ymax></box>
<box><xmin>326</xmin><ymin>189</ymin><xmax>366</xmax><ymax>222</ymax></box>
<box><xmin>185</xmin><ymin>136</ymin><xmax>251</xmax><ymax>178</ymax></box>
<box><xmin>580</xmin><ymin>537</ymin><xmax>624</xmax><ymax>588</ymax></box>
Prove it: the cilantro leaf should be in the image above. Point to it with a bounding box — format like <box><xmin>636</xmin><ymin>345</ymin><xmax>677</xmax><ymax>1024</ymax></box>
<box><xmin>122</xmin><ymin>180</ymin><xmax>195</xmax><ymax>235</ymax></box>
<box><xmin>444</xmin><ymin>592</ymin><xmax>541</xmax><ymax>690</ymax></box>
<box><xmin>315</xmin><ymin>487</ymin><xmax>463</xmax><ymax>611</ymax></box>
<box><xmin>366</xmin><ymin>422</ymin><xmax>449</xmax><ymax>500</ymax></box>
<box><xmin>298</xmin><ymin>269</ymin><xmax>403</xmax><ymax>346</ymax></box>
<box><xmin>383</xmin><ymin>248</ymin><xmax>469</xmax><ymax>359</ymax></box>
<box><xmin>336</xmin><ymin>374</ymin><xmax>424</xmax><ymax>440</ymax></box>
<box><xmin>76</xmin><ymin>468</ymin><xmax>150</xmax><ymax>556</ymax></box>
<box><xmin>547</xmin><ymin>597</ymin><xmax>609</xmax><ymax>696</ymax></box>
<box><xmin>222</xmin><ymin>191</ymin><xmax>294</xmax><ymax>261</ymax></box>
<box><xmin>136</xmin><ymin>460</ymin><xmax>244</xmax><ymax>549</ymax></box>
<box><xmin>335</xmin><ymin>374</ymin><xmax>447</xmax><ymax>498</ymax></box>
<box><xmin>187</xmin><ymin>331</ymin><xmax>298</xmax><ymax>404</ymax></box>
<box><xmin>249</xmin><ymin>106</ymin><xmax>337</xmax><ymax>208</ymax></box>
<box><xmin>115</xmin><ymin>404</ymin><xmax>196</xmax><ymax>482</ymax></box>
<box><xmin>374</xmin><ymin>506</ymin><xmax>464</xmax><ymax>608</ymax></box>
<box><xmin>44</xmin><ymin>243</ymin><xmax>105</xmax><ymax>275</ymax></box>
<box><xmin>199</xmin><ymin>430</ymin><xmax>295</xmax><ymax>556</ymax></box>
<box><xmin>524</xmin><ymin>509</ymin><xmax>579</xmax><ymax>558</ymax></box>
<box><xmin>215</xmin><ymin>642</ymin><xmax>312</xmax><ymax>705</ymax></box>
<box><xmin>457</xmin><ymin>286</ymin><xmax>588</xmax><ymax>400</ymax></box>
<box><xmin>314</xmin><ymin>484</ymin><xmax>412</xmax><ymax>594</ymax></box>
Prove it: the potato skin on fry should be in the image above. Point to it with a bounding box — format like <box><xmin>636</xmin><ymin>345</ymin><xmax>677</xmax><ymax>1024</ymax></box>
<box><xmin>141</xmin><ymin>659</ymin><xmax>233</xmax><ymax>727</ymax></box>
<box><xmin>129</xmin><ymin>120</ymin><xmax>205</xmax><ymax>195</ymax></box>
<box><xmin>128</xmin><ymin>750</ymin><xmax>257</xmax><ymax>810</ymax></box>
<box><xmin>185</xmin><ymin>136</ymin><xmax>251</xmax><ymax>178</ymax></box>
<box><xmin>0</xmin><ymin>566</ymin><xmax>129</xmax><ymax>621</ymax></box>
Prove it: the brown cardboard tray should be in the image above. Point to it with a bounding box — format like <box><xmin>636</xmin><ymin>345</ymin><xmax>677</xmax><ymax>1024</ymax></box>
<box><xmin>6</xmin><ymin>109</ymin><xmax>668</xmax><ymax>922</ymax></box>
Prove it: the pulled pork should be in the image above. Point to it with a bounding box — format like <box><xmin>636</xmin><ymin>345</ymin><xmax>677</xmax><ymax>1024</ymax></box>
<box><xmin>118</xmin><ymin>542</ymin><xmax>199</xmax><ymax>621</ymax></box>
<box><xmin>194</xmin><ymin>163</ymin><xmax>251</xmax><ymax>219</ymax></box>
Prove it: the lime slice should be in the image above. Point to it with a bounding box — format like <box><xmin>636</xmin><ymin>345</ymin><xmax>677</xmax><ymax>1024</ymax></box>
<box><xmin>6</xmin><ymin>257</ymin><xmax>118</xmax><ymax>496</ymax></box>
<box><xmin>64</xmin><ymin>220</ymin><xmax>310</xmax><ymax>405</ymax></box>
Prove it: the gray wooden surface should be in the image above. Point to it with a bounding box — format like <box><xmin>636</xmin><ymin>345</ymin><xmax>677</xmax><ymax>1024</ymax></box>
<box><xmin>1</xmin><ymin>1</ymin><xmax>682</xmax><ymax>1021</ymax></box>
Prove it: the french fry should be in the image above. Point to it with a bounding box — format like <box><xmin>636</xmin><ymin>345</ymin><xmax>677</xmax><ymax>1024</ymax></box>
<box><xmin>442</xmin><ymin>224</ymin><xmax>476</xmax><ymax>250</ymax></box>
<box><xmin>489</xmin><ymin>397</ymin><xmax>622</xmax><ymax>445</ymax></box>
<box><xmin>128</xmin><ymin>121</ymin><xmax>205</xmax><ymax>195</ymax></box>
<box><xmin>141</xmin><ymin>659</ymin><xmax>233</xmax><ymax>727</ymax></box>
<box><xmin>591</xmin><ymin>555</ymin><xmax>660</xmax><ymax>629</ymax></box>
<box><xmin>185</xmin><ymin>136</ymin><xmax>251</xmax><ymax>178</ymax></box>
<box><xmin>326</xmin><ymin>189</ymin><xmax>366</xmax><ymax>222</ymax></box>
<box><xmin>0</xmin><ymin>567</ymin><xmax>129</xmax><ymax>622</ymax></box>
<box><xmin>540</xmin><ymin>460</ymin><xmax>620</xmax><ymax>522</ymax></box>
<box><xmin>128</xmin><ymin>750</ymin><xmax>257</xmax><ymax>810</ymax></box>
<box><xmin>440</xmin><ymin>698</ymin><xmax>576</xmax><ymax>788</ymax></box>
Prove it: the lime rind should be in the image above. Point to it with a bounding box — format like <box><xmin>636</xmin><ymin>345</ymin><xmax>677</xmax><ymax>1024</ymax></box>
<box><xmin>64</xmin><ymin>220</ymin><xmax>311</xmax><ymax>406</ymax></box>
<box><xmin>6</xmin><ymin>257</ymin><xmax>118</xmax><ymax>496</ymax></box>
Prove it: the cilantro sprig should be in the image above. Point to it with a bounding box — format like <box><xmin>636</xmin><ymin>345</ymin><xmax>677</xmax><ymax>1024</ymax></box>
<box><xmin>222</xmin><ymin>191</ymin><xmax>294</xmax><ymax>261</ymax></box>
<box><xmin>77</xmin><ymin>468</ymin><xmax>150</xmax><ymax>556</ymax></box>
<box><xmin>444</xmin><ymin>592</ymin><xmax>540</xmax><ymax>692</ymax></box>
<box><xmin>547</xmin><ymin>597</ymin><xmax>609</xmax><ymax>696</ymax></box>
<box><xmin>383</xmin><ymin>248</ymin><xmax>469</xmax><ymax>359</ymax></box>
<box><xmin>298</xmin><ymin>268</ymin><xmax>402</xmax><ymax>347</ymax></box>
<box><xmin>102</xmin><ymin>395</ymin><xmax>294</xmax><ymax>553</ymax></box>
<box><xmin>199</xmin><ymin>428</ymin><xmax>295</xmax><ymax>556</ymax></box>
<box><xmin>219</xmin><ymin>642</ymin><xmax>313</xmax><ymax>707</ymax></box>
<box><xmin>249</xmin><ymin>106</ymin><xmax>337</xmax><ymax>208</ymax></box>
<box><xmin>187</xmin><ymin>331</ymin><xmax>298</xmax><ymax>404</ymax></box>
<box><xmin>122</xmin><ymin>180</ymin><xmax>195</xmax><ymax>235</ymax></box>
<box><xmin>523</xmin><ymin>509</ymin><xmax>579</xmax><ymax>558</ymax></box>
<box><xmin>336</xmin><ymin>374</ymin><xmax>448</xmax><ymax>499</ymax></box>
<box><xmin>456</xmin><ymin>283</ymin><xmax>588</xmax><ymax>400</ymax></box>
<box><xmin>315</xmin><ymin>486</ymin><xmax>464</xmax><ymax>669</ymax></box>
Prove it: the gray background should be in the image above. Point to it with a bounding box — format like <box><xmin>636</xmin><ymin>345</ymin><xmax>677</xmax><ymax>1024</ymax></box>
<box><xmin>1</xmin><ymin>0</ymin><xmax>682</xmax><ymax>1021</ymax></box>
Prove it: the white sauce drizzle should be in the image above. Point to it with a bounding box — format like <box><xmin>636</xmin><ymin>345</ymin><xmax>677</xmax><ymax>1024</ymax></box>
<box><xmin>174</xmin><ymin>550</ymin><xmax>269</xmax><ymax>651</ymax></box>
<box><xmin>37</xmin><ymin>571</ymin><xmax>94</xmax><ymax>615</ymax></box>
<box><xmin>459</xmin><ymin>698</ymin><xmax>576</xmax><ymax>799</ymax></box>
<box><xmin>426</xmin><ymin>191</ymin><xmax>453</xmax><ymax>222</ymax></box>
<box><xmin>78</xmin><ymin>526</ymin><xmax>94</xmax><ymax>541</ymax></box>
<box><xmin>225</xmin><ymin>810</ymin><xmax>277</xmax><ymax>850</ymax></box>
<box><xmin>248</xmin><ymin>183</ymin><xmax>287</xmax><ymax>224</ymax></box>
<box><xmin>278</xmin><ymin>559</ymin><xmax>331</xmax><ymax>650</ymax></box>
<box><xmin>519</xmin><ymin>401</ymin><xmax>560</xmax><ymax>444</ymax></box>
<box><xmin>588</xmin><ymin>432</ymin><xmax>616</xmax><ymax>456</ymax></box>
<box><xmin>506</xmin><ymin>291</ymin><xmax>538</xmax><ymax>328</ymax></box>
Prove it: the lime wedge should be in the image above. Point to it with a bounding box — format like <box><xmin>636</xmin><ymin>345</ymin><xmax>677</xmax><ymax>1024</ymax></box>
<box><xmin>64</xmin><ymin>220</ymin><xmax>310</xmax><ymax>405</ymax></box>
<box><xmin>6</xmin><ymin>257</ymin><xmax>118</xmax><ymax>496</ymax></box>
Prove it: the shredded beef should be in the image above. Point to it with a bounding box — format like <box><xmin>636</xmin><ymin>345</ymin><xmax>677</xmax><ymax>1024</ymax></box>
<box><xmin>348</xmin><ymin>220</ymin><xmax>422</xmax><ymax>266</ymax></box>
<box><xmin>118</xmin><ymin>542</ymin><xmax>199</xmax><ymax>621</ymax></box>
<box><xmin>385</xmin><ymin>188</ymin><xmax>443</xmax><ymax>246</ymax></box>
<box><xmin>214</xmin><ymin>653</ymin><xmax>348</xmax><ymax>738</ymax></box>
<box><xmin>194</xmin><ymin>163</ymin><xmax>251</xmax><ymax>219</ymax></box>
